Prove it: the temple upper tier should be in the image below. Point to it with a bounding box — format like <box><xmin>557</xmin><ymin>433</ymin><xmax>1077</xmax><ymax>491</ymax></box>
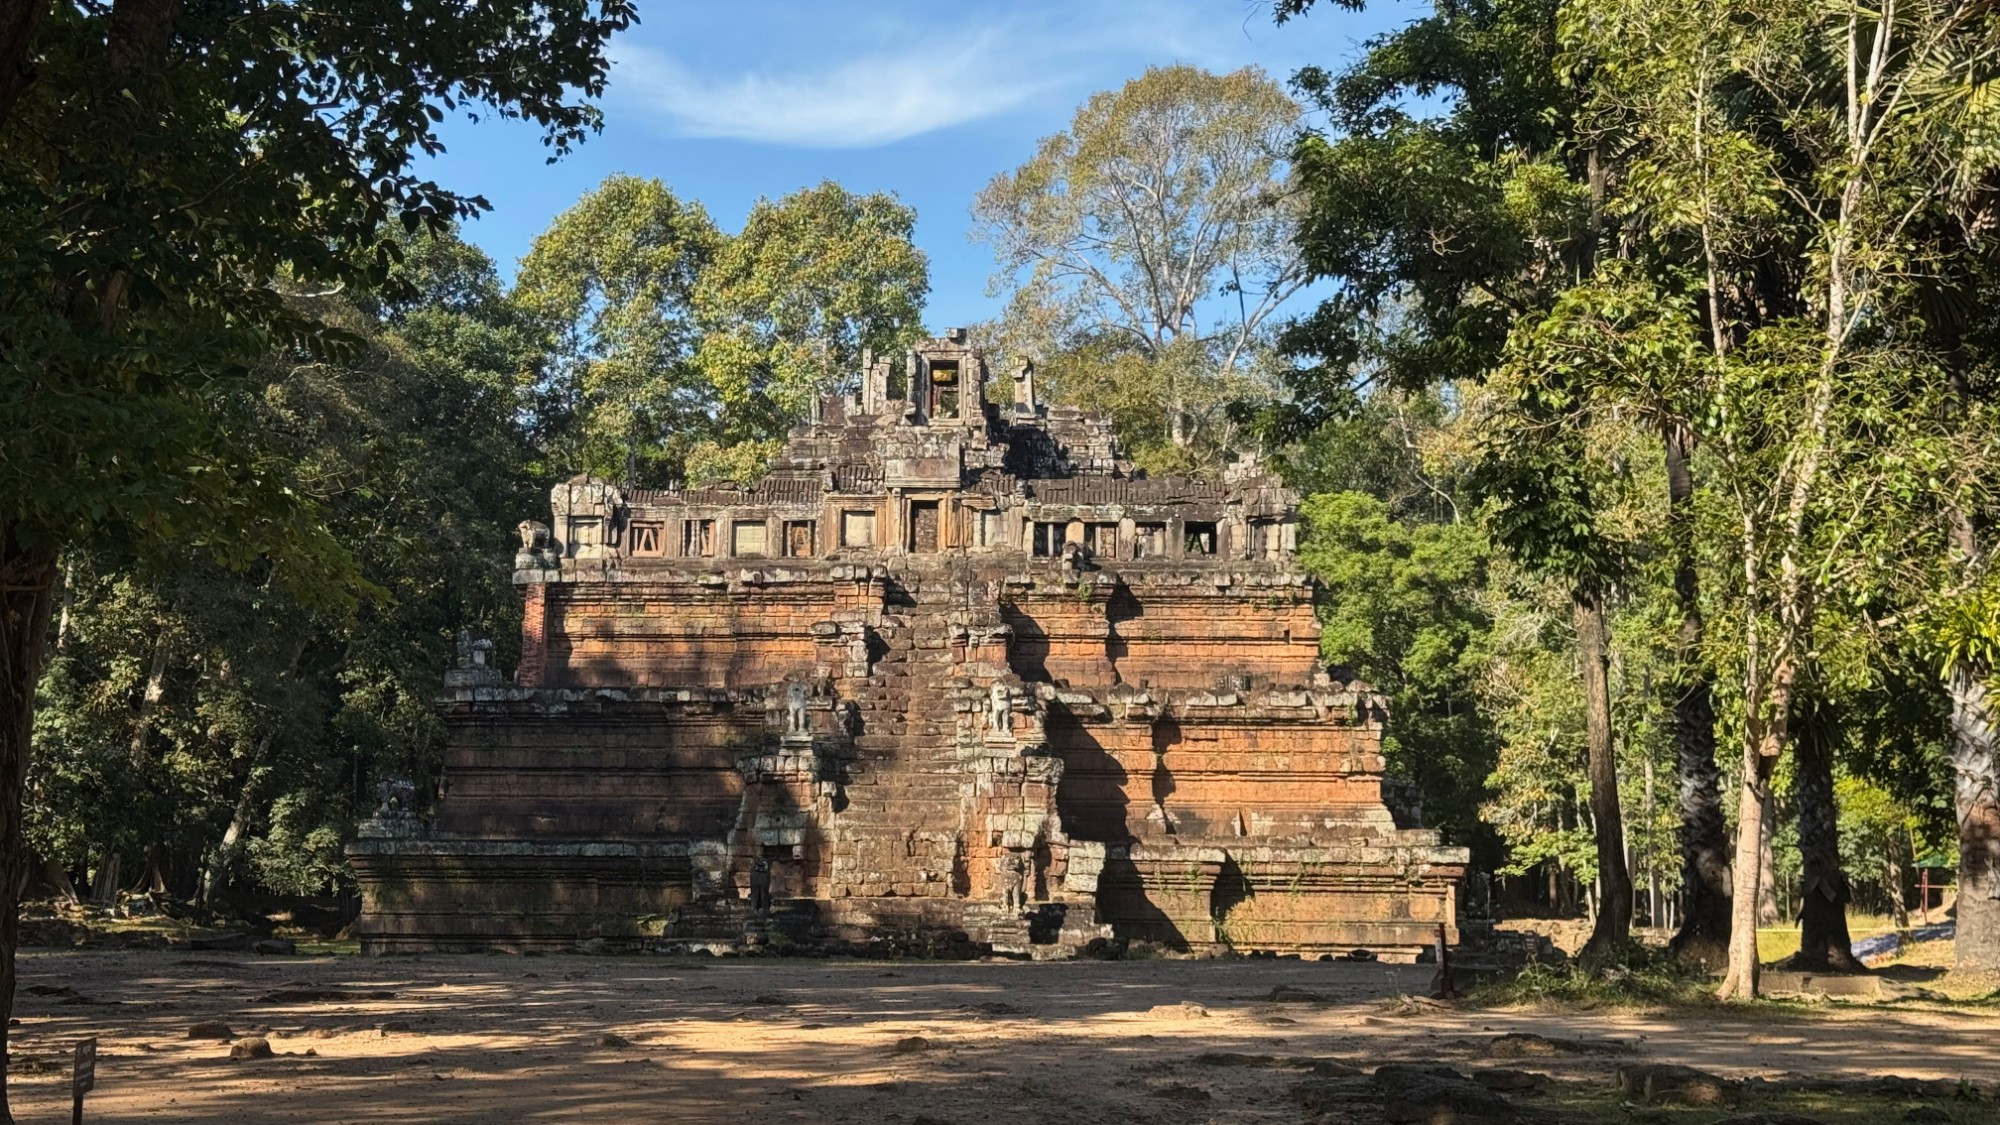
<box><xmin>518</xmin><ymin>328</ymin><xmax>1298</xmax><ymax>583</ymax></box>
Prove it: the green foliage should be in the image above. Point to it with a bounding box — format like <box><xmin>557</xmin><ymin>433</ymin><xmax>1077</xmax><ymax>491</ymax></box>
<box><xmin>1299</xmin><ymin>489</ymin><xmax>1497</xmax><ymax>851</ymax></box>
<box><xmin>513</xmin><ymin>175</ymin><xmax>723</xmax><ymax>485</ymax></box>
<box><xmin>695</xmin><ymin>182</ymin><xmax>929</xmax><ymax>425</ymax></box>
<box><xmin>1477</xmin><ymin>556</ymin><xmax>1598</xmax><ymax>883</ymax></box>
<box><xmin>1270</xmin><ymin>0</ymin><xmax>2000</xmax><ymax>981</ymax></box>
<box><xmin>0</xmin><ymin>0</ymin><xmax>631</xmax><ymax>574</ymax></box>
<box><xmin>684</xmin><ymin>439</ymin><xmax>785</xmax><ymax>487</ymax></box>
<box><xmin>1473</xmin><ymin>940</ymin><xmax>1718</xmax><ymax>1007</ymax></box>
<box><xmin>974</xmin><ymin>65</ymin><xmax>1304</xmax><ymax>463</ymax></box>
<box><xmin>515</xmin><ymin>176</ymin><xmax>930</xmax><ymax>484</ymax></box>
<box><xmin>1263</xmin><ymin>0</ymin><xmax>1579</xmax><ymax>445</ymax></box>
<box><xmin>30</xmin><ymin>227</ymin><xmax>534</xmax><ymax>899</ymax></box>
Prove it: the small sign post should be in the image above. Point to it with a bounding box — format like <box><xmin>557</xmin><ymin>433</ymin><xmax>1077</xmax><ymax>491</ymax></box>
<box><xmin>71</xmin><ymin>1036</ymin><xmax>96</xmax><ymax>1125</ymax></box>
<box><xmin>1429</xmin><ymin>922</ymin><xmax>1462</xmax><ymax>1000</ymax></box>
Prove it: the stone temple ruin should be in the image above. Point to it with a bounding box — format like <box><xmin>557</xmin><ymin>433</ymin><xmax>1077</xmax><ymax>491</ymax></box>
<box><xmin>350</xmin><ymin>331</ymin><xmax>1467</xmax><ymax>958</ymax></box>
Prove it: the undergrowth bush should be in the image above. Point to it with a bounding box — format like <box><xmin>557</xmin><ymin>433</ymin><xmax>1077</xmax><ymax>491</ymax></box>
<box><xmin>1471</xmin><ymin>941</ymin><xmax>1715</xmax><ymax>1007</ymax></box>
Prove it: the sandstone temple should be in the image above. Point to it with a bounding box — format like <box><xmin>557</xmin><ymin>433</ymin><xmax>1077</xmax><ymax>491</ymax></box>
<box><xmin>350</xmin><ymin>331</ymin><xmax>1467</xmax><ymax>958</ymax></box>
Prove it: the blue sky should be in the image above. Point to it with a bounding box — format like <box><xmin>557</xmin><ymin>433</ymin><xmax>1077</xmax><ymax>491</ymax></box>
<box><xmin>424</xmin><ymin>0</ymin><xmax>1419</xmax><ymax>329</ymax></box>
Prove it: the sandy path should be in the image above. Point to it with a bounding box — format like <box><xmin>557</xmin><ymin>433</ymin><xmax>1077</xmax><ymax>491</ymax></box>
<box><xmin>8</xmin><ymin>950</ymin><xmax>1996</xmax><ymax>1123</ymax></box>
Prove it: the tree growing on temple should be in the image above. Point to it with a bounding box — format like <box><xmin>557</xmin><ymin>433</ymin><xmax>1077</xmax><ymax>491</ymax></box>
<box><xmin>696</xmin><ymin>181</ymin><xmax>930</xmax><ymax>430</ymax></box>
<box><xmin>515</xmin><ymin>176</ymin><xmax>931</xmax><ymax>486</ymax></box>
<box><xmin>972</xmin><ymin>65</ymin><xmax>1306</xmax><ymax>469</ymax></box>
<box><xmin>0</xmin><ymin>2</ymin><xmax>629</xmax><ymax>1116</ymax></box>
<box><xmin>512</xmin><ymin>175</ymin><xmax>722</xmax><ymax>485</ymax></box>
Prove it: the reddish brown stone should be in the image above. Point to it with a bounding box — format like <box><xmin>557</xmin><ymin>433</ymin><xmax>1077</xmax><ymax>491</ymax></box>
<box><xmin>350</xmin><ymin>334</ymin><xmax>1467</xmax><ymax>957</ymax></box>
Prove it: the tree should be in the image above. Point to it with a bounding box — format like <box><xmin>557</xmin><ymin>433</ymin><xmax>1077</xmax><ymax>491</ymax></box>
<box><xmin>1787</xmin><ymin>696</ymin><xmax>1864</xmax><ymax>970</ymax></box>
<box><xmin>517</xmin><ymin>176</ymin><xmax>931</xmax><ymax>486</ymax></box>
<box><xmin>513</xmin><ymin>175</ymin><xmax>721</xmax><ymax>485</ymax></box>
<box><xmin>696</xmin><ymin>181</ymin><xmax>929</xmax><ymax>429</ymax></box>
<box><xmin>1298</xmin><ymin>485</ymin><xmax>1497</xmax><ymax>852</ymax></box>
<box><xmin>0</xmin><ymin>2</ymin><xmax>628</xmax><ymax>1114</ymax></box>
<box><xmin>1555</xmin><ymin>0</ymin><xmax>2000</xmax><ymax>998</ymax></box>
<box><xmin>1477</xmin><ymin>303</ymin><xmax>1667</xmax><ymax>957</ymax></box>
<box><xmin>973</xmin><ymin>65</ymin><xmax>1305</xmax><ymax>457</ymax></box>
<box><xmin>33</xmin><ymin>225</ymin><xmax>534</xmax><ymax>917</ymax></box>
<box><xmin>1274</xmin><ymin>0</ymin><xmax>1646</xmax><ymax>959</ymax></box>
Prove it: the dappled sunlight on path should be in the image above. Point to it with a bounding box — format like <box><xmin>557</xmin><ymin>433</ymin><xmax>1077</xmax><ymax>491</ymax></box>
<box><xmin>9</xmin><ymin>951</ymin><xmax>1996</xmax><ymax>1123</ymax></box>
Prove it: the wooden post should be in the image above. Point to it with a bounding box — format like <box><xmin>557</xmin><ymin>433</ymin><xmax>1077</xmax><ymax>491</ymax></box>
<box><xmin>1429</xmin><ymin>922</ymin><xmax>1461</xmax><ymax>1000</ymax></box>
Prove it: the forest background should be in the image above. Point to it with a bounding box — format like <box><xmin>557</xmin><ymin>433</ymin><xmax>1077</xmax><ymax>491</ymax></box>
<box><xmin>6</xmin><ymin>2</ymin><xmax>2000</xmax><ymax>1080</ymax></box>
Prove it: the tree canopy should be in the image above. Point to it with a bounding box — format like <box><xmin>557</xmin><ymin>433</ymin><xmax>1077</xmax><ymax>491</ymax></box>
<box><xmin>974</xmin><ymin>64</ymin><xmax>1305</xmax><ymax>467</ymax></box>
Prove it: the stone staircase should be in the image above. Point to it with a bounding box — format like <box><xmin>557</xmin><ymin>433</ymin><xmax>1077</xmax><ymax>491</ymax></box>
<box><xmin>658</xmin><ymin>897</ymin><xmax>818</xmax><ymax>952</ymax></box>
<box><xmin>828</xmin><ymin>572</ymin><xmax>969</xmax><ymax>893</ymax></box>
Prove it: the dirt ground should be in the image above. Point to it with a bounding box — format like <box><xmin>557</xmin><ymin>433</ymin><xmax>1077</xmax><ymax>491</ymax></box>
<box><xmin>9</xmin><ymin>950</ymin><xmax>1999</xmax><ymax>1124</ymax></box>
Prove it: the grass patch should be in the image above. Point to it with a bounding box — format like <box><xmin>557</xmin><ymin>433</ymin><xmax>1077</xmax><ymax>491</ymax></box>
<box><xmin>1756</xmin><ymin>922</ymin><xmax>1900</xmax><ymax>965</ymax></box>
<box><xmin>1469</xmin><ymin>941</ymin><xmax>1720</xmax><ymax>1009</ymax></box>
<box><xmin>1536</xmin><ymin>1079</ymin><xmax>1987</xmax><ymax>1124</ymax></box>
<box><xmin>1537</xmin><ymin>1082</ymin><xmax>1986</xmax><ymax>1124</ymax></box>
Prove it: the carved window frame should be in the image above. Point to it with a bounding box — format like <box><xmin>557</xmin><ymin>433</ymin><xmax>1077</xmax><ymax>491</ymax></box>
<box><xmin>782</xmin><ymin>520</ymin><xmax>816</xmax><ymax>558</ymax></box>
<box><xmin>1133</xmin><ymin>523</ymin><xmax>1166</xmax><ymax>559</ymax></box>
<box><xmin>629</xmin><ymin>520</ymin><xmax>665</xmax><ymax>557</ymax></box>
<box><xmin>682</xmin><ymin>519</ymin><xmax>716</xmax><ymax>558</ymax></box>
<box><xmin>1087</xmin><ymin>522</ymin><xmax>1119</xmax><ymax>558</ymax></box>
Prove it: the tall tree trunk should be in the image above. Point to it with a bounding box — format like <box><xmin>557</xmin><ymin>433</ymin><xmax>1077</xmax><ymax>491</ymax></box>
<box><xmin>200</xmin><ymin>764</ymin><xmax>263</xmax><ymax>907</ymax></box>
<box><xmin>1718</xmin><ymin>726</ymin><xmax>1780</xmax><ymax>1000</ymax></box>
<box><xmin>1663</xmin><ymin>428</ymin><xmax>1731</xmax><ymax>968</ymax></box>
<box><xmin>1758</xmin><ymin>809</ymin><xmax>1779</xmax><ymax>926</ymax></box>
<box><xmin>129</xmin><ymin>619</ymin><xmax>171</xmax><ymax>762</ymax></box>
<box><xmin>199</xmin><ymin>800</ymin><xmax>250</xmax><ymax>907</ymax></box>
<box><xmin>41</xmin><ymin>858</ymin><xmax>76</xmax><ymax>905</ymax></box>
<box><xmin>1885</xmin><ymin>843</ymin><xmax>1908</xmax><ymax>932</ymax></box>
<box><xmin>1574</xmin><ymin>589</ymin><xmax>1633</xmax><ymax>958</ymax></box>
<box><xmin>0</xmin><ymin>0</ymin><xmax>47</xmax><ymax>131</ymax></box>
<box><xmin>1947</xmin><ymin>666</ymin><xmax>2000</xmax><ymax>974</ymax></box>
<box><xmin>0</xmin><ymin>525</ymin><xmax>59</xmax><ymax>1125</ymax></box>
<box><xmin>143</xmin><ymin>842</ymin><xmax>169</xmax><ymax>895</ymax></box>
<box><xmin>54</xmin><ymin>556</ymin><xmax>71</xmax><ymax>652</ymax></box>
<box><xmin>1788</xmin><ymin>699</ymin><xmax>1862</xmax><ymax>971</ymax></box>
<box><xmin>89</xmin><ymin>853</ymin><xmax>121</xmax><ymax>902</ymax></box>
<box><xmin>198</xmin><ymin>635</ymin><xmax>303</xmax><ymax>905</ymax></box>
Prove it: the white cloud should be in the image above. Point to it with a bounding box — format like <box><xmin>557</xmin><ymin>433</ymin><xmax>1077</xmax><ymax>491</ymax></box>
<box><xmin>612</xmin><ymin>30</ymin><xmax>1052</xmax><ymax>149</ymax></box>
<box><xmin>605</xmin><ymin>0</ymin><xmax>1327</xmax><ymax>150</ymax></box>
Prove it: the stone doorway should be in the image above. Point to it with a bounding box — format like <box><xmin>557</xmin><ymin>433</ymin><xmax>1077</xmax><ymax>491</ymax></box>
<box><xmin>910</xmin><ymin>500</ymin><xmax>940</xmax><ymax>553</ymax></box>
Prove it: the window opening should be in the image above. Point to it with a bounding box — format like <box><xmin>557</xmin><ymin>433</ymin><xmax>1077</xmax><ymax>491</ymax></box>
<box><xmin>1133</xmin><ymin>523</ymin><xmax>1165</xmax><ymax>559</ymax></box>
<box><xmin>629</xmin><ymin>521</ymin><xmax>665</xmax><ymax>556</ymax></box>
<box><xmin>682</xmin><ymin>519</ymin><xmax>715</xmax><ymax>557</ymax></box>
<box><xmin>910</xmin><ymin>500</ymin><xmax>941</xmax><ymax>553</ymax></box>
<box><xmin>784</xmin><ymin>520</ymin><xmax>816</xmax><ymax>558</ymax></box>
